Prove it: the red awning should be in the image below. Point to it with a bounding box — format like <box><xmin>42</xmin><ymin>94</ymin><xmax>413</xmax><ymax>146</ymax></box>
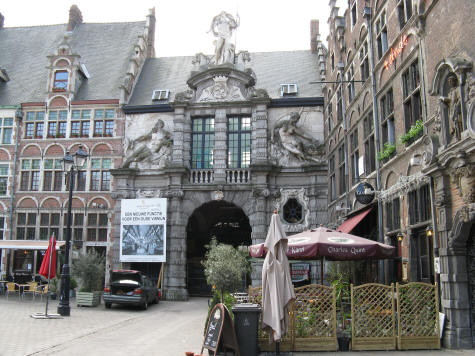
<box><xmin>336</xmin><ymin>207</ymin><xmax>372</xmax><ymax>233</ymax></box>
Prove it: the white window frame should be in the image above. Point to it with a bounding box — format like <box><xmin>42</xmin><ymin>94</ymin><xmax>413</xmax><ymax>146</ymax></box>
<box><xmin>280</xmin><ymin>84</ymin><xmax>298</xmax><ymax>96</ymax></box>
<box><xmin>152</xmin><ymin>90</ymin><xmax>170</xmax><ymax>101</ymax></box>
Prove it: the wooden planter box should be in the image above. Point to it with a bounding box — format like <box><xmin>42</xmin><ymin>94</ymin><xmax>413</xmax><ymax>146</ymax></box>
<box><xmin>77</xmin><ymin>291</ymin><xmax>101</xmax><ymax>307</ymax></box>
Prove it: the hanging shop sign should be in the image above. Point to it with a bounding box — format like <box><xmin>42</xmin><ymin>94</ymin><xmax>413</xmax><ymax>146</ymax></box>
<box><xmin>120</xmin><ymin>198</ymin><xmax>167</xmax><ymax>262</ymax></box>
<box><xmin>384</xmin><ymin>34</ymin><xmax>409</xmax><ymax>70</ymax></box>
<box><xmin>291</xmin><ymin>263</ymin><xmax>310</xmax><ymax>283</ymax></box>
<box><xmin>355</xmin><ymin>182</ymin><xmax>375</xmax><ymax>205</ymax></box>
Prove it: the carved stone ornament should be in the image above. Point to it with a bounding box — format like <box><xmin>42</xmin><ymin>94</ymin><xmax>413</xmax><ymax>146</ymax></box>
<box><xmin>252</xmin><ymin>187</ymin><xmax>270</xmax><ymax>198</ymax></box>
<box><xmin>450</xmin><ymin>163</ymin><xmax>475</xmax><ymax>204</ymax></box>
<box><xmin>274</xmin><ymin>188</ymin><xmax>310</xmax><ymax>233</ymax></box>
<box><xmin>163</xmin><ymin>190</ymin><xmax>184</xmax><ymax>199</ymax></box>
<box><xmin>269</xmin><ymin>111</ymin><xmax>324</xmax><ymax>167</ymax></box>
<box><xmin>197</xmin><ymin>75</ymin><xmax>245</xmax><ymax>102</ymax></box>
<box><xmin>136</xmin><ymin>189</ymin><xmax>161</xmax><ymax>198</ymax></box>
<box><xmin>466</xmin><ymin>73</ymin><xmax>475</xmax><ymax>139</ymax></box>
<box><xmin>212</xmin><ymin>190</ymin><xmax>224</xmax><ymax>201</ymax></box>
<box><xmin>122</xmin><ymin>119</ymin><xmax>173</xmax><ymax>170</ymax></box>
<box><xmin>174</xmin><ymin>89</ymin><xmax>194</xmax><ymax>102</ymax></box>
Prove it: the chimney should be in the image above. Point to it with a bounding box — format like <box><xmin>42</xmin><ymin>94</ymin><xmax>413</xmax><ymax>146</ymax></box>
<box><xmin>67</xmin><ymin>5</ymin><xmax>83</xmax><ymax>31</ymax></box>
<box><xmin>146</xmin><ymin>8</ymin><xmax>156</xmax><ymax>58</ymax></box>
<box><xmin>0</xmin><ymin>13</ymin><xmax>4</xmax><ymax>29</ymax></box>
<box><xmin>310</xmin><ymin>20</ymin><xmax>319</xmax><ymax>53</ymax></box>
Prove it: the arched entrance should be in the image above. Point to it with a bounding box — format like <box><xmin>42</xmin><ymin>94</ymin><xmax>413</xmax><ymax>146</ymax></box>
<box><xmin>186</xmin><ymin>200</ymin><xmax>252</xmax><ymax>296</ymax></box>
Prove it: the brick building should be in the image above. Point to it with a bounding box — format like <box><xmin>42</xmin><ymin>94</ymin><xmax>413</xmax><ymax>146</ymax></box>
<box><xmin>0</xmin><ymin>6</ymin><xmax>155</xmax><ymax>281</ymax></box>
<box><xmin>323</xmin><ymin>0</ymin><xmax>474</xmax><ymax>348</ymax></box>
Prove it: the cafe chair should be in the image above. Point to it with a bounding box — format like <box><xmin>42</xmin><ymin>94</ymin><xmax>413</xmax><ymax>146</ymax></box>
<box><xmin>23</xmin><ymin>281</ymin><xmax>38</xmax><ymax>300</ymax></box>
<box><xmin>6</xmin><ymin>282</ymin><xmax>20</xmax><ymax>300</ymax></box>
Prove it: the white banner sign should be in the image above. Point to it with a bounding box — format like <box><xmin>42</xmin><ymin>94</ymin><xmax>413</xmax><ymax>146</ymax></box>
<box><xmin>120</xmin><ymin>198</ymin><xmax>167</xmax><ymax>262</ymax></box>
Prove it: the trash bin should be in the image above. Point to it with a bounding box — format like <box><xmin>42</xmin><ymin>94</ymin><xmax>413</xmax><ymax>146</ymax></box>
<box><xmin>232</xmin><ymin>303</ymin><xmax>261</xmax><ymax>356</ymax></box>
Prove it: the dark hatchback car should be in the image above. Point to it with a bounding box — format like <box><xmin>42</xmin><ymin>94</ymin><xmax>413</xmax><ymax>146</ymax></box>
<box><xmin>103</xmin><ymin>270</ymin><xmax>160</xmax><ymax>310</ymax></box>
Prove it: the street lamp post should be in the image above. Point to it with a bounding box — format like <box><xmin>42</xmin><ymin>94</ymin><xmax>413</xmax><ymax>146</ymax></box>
<box><xmin>57</xmin><ymin>146</ymin><xmax>88</xmax><ymax>317</ymax></box>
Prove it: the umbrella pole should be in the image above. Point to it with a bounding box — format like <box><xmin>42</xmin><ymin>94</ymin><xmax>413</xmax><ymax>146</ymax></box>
<box><xmin>320</xmin><ymin>257</ymin><xmax>324</xmax><ymax>284</ymax></box>
<box><xmin>44</xmin><ymin>235</ymin><xmax>54</xmax><ymax>317</ymax></box>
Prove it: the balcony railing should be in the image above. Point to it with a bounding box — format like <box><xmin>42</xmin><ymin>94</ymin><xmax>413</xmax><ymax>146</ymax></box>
<box><xmin>190</xmin><ymin>170</ymin><xmax>214</xmax><ymax>184</ymax></box>
<box><xmin>226</xmin><ymin>169</ymin><xmax>250</xmax><ymax>184</ymax></box>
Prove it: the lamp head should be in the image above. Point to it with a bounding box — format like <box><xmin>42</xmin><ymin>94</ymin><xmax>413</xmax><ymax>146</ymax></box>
<box><xmin>397</xmin><ymin>232</ymin><xmax>404</xmax><ymax>242</ymax></box>
<box><xmin>426</xmin><ymin>225</ymin><xmax>433</xmax><ymax>237</ymax></box>
<box><xmin>74</xmin><ymin>146</ymin><xmax>88</xmax><ymax>169</ymax></box>
<box><xmin>63</xmin><ymin>151</ymin><xmax>74</xmax><ymax>172</ymax></box>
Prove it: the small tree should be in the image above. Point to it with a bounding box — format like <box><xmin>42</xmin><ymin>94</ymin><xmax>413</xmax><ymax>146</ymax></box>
<box><xmin>202</xmin><ymin>239</ymin><xmax>248</xmax><ymax>303</ymax></box>
<box><xmin>72</xmin><ymin>250</ymin><xmax>105</xmax><ymax>292</ymax></box>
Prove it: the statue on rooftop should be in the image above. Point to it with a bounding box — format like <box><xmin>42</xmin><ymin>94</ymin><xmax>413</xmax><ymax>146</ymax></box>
<box><xmin>209</xmin><ymin>11</ymin><xmax>239</xmax><ymax>65</ymax></box>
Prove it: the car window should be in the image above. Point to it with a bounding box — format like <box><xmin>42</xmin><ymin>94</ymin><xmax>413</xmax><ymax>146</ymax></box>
<box><xmin>111</xmin><ymin>272</ymin><xmax>141</xmax><ymax>284</ymax></box>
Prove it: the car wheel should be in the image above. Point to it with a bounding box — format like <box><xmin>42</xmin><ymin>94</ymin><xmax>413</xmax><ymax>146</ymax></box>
<box><xmin>142</xmin><ymin>300</ymin><xmax>148</xmax><ymax>310</ymax></box>
<box><xmin>105</xmin><ymin>302</ymin><xmax>112</xmax><ymax>309</ymax></box>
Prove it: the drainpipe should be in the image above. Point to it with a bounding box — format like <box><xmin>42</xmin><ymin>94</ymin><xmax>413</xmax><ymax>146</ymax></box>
<box><xmin>338</xmin><ymin>63</ymin><xmax>351</xmax><ymax>211</ymax></box>
<box><xmin>5</xmin><ymin>108</ymin><xmax>22</xmax><ymax>274</ymax></box>
<box><xmin>364</xmin><ymin>6</ymin><xmax>385</xmax><ymax>283</ymax></box>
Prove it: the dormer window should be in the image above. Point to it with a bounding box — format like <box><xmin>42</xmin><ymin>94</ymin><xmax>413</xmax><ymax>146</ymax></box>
<box><xmin>53</xmin><ymin>70</ymin><xmax>68</xmax><ymax>91</ymax></box>
<box><xmin>152</xmin><ymin>90</ymin><xmax>170</xmax><ymax>101</ymax></box>
<box><xmin>280</xmin><ymin>84</ymin><xmax>298</xmax><ymax>96</ymax></box>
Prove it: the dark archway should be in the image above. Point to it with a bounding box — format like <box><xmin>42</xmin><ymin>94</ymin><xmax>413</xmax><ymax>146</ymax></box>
<box><xmin>186</xmin><ymin>200</ymin><xmax>252</xmax><ymax>296</ymax></box>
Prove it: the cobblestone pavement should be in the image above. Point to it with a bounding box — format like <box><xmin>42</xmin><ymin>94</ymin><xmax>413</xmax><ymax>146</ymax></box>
<box><xmin>0</xmin><ymin>295</ymin><xmax>474</xmax><ymax>356</ymax></box>
<box><xmin>0</xmin><ymin>295</ymin><xmax>208</xmax><ymax>356</ymax></box>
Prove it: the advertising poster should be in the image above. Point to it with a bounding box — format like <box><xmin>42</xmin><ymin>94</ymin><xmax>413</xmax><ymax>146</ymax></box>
<box><xmin>120</xmin><ymin>198</ymin><xmax>167</xmax><ymax>262</ymax></box>
<box><xmin>291</xmin><ymin>262</ymin><xmax>310</xmax><ymax>283</ymax></box>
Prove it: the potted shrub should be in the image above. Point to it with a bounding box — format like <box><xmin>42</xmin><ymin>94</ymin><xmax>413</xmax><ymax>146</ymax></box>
<box><xmin>72</xmin><ymin>250</ymin><xmax>105</xmax><ymax>307</ymax></box>
<box><xmin>49</xmin><ymin>277</ymin><xmax>58</xmax><ymax>300</ymax></box>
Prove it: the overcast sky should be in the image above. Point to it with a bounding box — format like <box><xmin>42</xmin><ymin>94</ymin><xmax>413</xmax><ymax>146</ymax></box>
<box><xmin>1</xmin><ymin>0</ymin><xmax>347</xmax><ymax>57</ymax></box>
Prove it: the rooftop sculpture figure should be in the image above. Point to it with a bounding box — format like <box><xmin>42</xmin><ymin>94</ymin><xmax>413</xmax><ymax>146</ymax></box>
<box><xmin>209</xmin><ymin>11</ymin><xmax>239</xmax><ymax>65</ymax></box>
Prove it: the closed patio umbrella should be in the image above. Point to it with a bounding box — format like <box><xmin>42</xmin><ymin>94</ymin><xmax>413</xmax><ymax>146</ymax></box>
<box><xmin>261</xmin><ymin>211</ymin><xmax>295</xmax><ymax>344</ymax></box>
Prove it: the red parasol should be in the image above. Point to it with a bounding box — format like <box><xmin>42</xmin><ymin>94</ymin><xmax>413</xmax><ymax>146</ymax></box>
<box><xmin>249</xmin><ymin>226</ymin><xmax>395</xmax><ymax>261</ymax></box>
<box><xmin>39</xmin><ymin>236</ymin><xmax>56</xmax><ymax>279</ymax></box>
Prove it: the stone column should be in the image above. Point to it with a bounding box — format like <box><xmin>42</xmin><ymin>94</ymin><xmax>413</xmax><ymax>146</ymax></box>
<box><xmin>163</xmin><ymin>190</ymin><xmax>188</xmax><ymax>301</ymax></box>
<box><xmin>172</xmin><ymin>106</ymin><xmax>186</xmax><ymax>167</ymax></box>
<box><xmin>250</xmin><ymin>188</ymin><xmax>269</xmax><ymax>287</ymax></box>
<box><xmin>213</xmin><ymin>108</ymin><xmax>227</xmax><ymax>183</ymax></box>
<box><xmin>252</xmin><ymin>104</ymin><xmax>269</xmax><ymax>164</ymax></box>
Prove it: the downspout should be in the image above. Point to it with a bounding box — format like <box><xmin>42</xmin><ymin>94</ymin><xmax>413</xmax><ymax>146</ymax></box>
<box><xmin>338</xmin><ymin>64</ymin><xmax>351</xmax><ymax>211</ymax></box>
<box><xmin>364</xmin><ymin>6</ymin><xmax>385</xmax><ymax>283</ymax></box>
<box><xmin>9</xmin><ymin>108</ymin><xmax>22</xmax><ymax>238</ymax></box>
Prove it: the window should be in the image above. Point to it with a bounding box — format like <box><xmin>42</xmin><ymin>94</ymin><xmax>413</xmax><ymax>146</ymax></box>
<box><xmin>63</xmin><ymin>213</ymin><xmax>84</xmax><ymax>242</ymax></box>
<box><xmin>20</xmin><ymin>159</ymin><xmax>40</xmax><ymax>191</ymax></box>
<box><xmin>376</xmin><ymin>11</ymin><xmax>388</xmax><ymax>60</ymax></box>
<box><xmin>152</xmin><ymin>90</ymin><xmax>170</xmax><ymax>101</ymax></box>
<box><xmin>327</xmin><ymin>101</ymin><xmax>334</xmax><ymax>133</ymax></box>
<box><xmin>16</xmin><ymin>213</ymin><xmax>36</xmax><ymax>240</ymax></box>
<box><xmin>53</xmin><ymin>70</ymin><xmax>68</xmax><ymax>91</ymax></box>
<box><xmin>71</xmin><ymin>109</ymin><xmax>91</xmax><ymax>137</ymax></box>
<box><xmin>25</xmin><ymin>111</ymin><xmax>45</xmax><ymax>139</ymax></box>
<box><xmin>408</xmin><ymin>184</ymin><xmax>431</xmax><ymax>225</ymax></box>
<box><xmin>93</xmin><ymin>109</ymin><xmax>115</xmax><ymax>137</ymax></box>
<box><xmin>283</xmin><ymin>198</ymin><xmax>303</xmax><ymax>224</ymax></box>
<box><xmin>280</xmin><ymin>84</ymin><xmax>298</xmax><ymax>96</ymax></box>
<box><xmin>47</xmin><ymin>110</ymin><xmax>67</xmax><ymax>138</ymax></box>
<box><xmin>397</xmin><ymin>0</ymin><xmax>413</xmax><ymax>29</ymax></box>
<box><xmin>227</xmin><ymin>117</ymin><xmax>251</xmax><ymax>168</ymax></box>
<box><xmin>0</xmin><ymin>164</ymin><xmax>8</xmax><ymax>195</ymax></box>
<box><xmin>347</xmin><ymin>65</ymin><xmax>355</xmax><ymax>102</ymax></box>
<box><xmin>386</xmin><ymin>197</ymin><xmax>401</xmax><ymax>231</ymax></box>
<box><xmin>0</xmin><ymin>216</ymin><xmax>4</xmax><ymax>240</ymax></box>
<box><xmin>359</xmin><ymin>41</ymin><xmax>369</xmax><ymax>82</ymax></box>
<box><xmin>350</xmin><ymin>129</ymin><xmax>359</xmax><ymax>185</ymax></box>
<box><xmin>87</xmin><ymin>213</ymin><xmax>108</xmax><ymax>241</ymax></box>
<box><xmin>351</xmin><ymin>1</ymin><xmax>357</xmax><ymax>27</ymax></box>
<box><xmin>90</xmin><ymin>158</ymin><xmax>112</xmax><ymax>191</ymax></box>
<box><xmin>338</xmin><ymin>145</ymin><xmax>346</xmax><ymax>195</ymax></box>
<box><xmin>402</xmin><ymin>60</ymin><xmax>422</xmax><ymax>133</ymax></box>
<box><xmin>337</xmin><ymin>87</ymin><xmax>343</xmax><ymax>122</ymax></box>
<box><xmin>39</xmin><ymin>213</ymin><xmax>60</xmax><ymax>240</ymax></box>
<box><xmin>191</xmin><ymin>118</ymin><xmax>214</xmax><ymax>169</ymax></box>
<box><xmin>0</xmin><ymin>117</ymin><xmax>13</xmax><ymax>144</ymax></box>
<box><xmin>363</xmin><ymin>113</ymin><xmax>376</xmax><ymax>174</ymax></box>
<box><xmin>380</xmin><ymin>88</ymin><xmax>395</xmax><ymax>146</ymax></box>
<box><xmin>329</xmin><ymin>155</ymin><xmax>336</xmax><ymax>201</ymax></box>
<box><xmin>43</xmin><ymin>159</ymin><xmax>63</xmax><ymax>191</ymax></box>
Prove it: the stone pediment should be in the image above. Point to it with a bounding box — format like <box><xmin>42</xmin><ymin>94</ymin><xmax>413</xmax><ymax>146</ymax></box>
<box><xmin>185</xmin><ymin>66</ymin><xmax>257</xmax><ymax>103</ymax></box>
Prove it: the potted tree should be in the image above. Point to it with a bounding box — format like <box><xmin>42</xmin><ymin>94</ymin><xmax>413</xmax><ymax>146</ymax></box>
<box><xmin>49</xmin><ymin>277</ymin><xmax>58</xmax><ymax>300</ymax></box>
<box><xmin>72</xmin><ymin>250</ymin><xmax>105</xmax><ymax>307</ymax></box>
